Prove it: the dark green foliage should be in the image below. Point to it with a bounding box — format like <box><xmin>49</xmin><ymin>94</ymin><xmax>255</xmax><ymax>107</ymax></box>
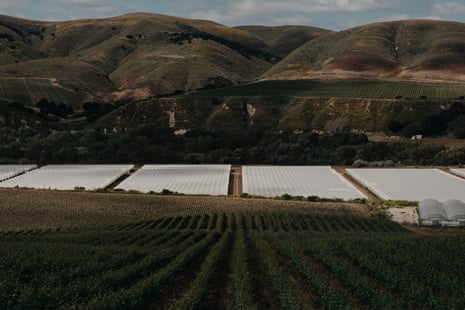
<box><xmin>2</xmin><ymin>212</ymin><xmax>465</xmax><ymax>308</ymax></box>
<box><xmin>1</xmin><ymin>124</ymin><xmax>464</xmax><ymax>165</ymax></box>
<box><xmin>168</xmin><ymin>24</ymin><xmax>279</xmax><ymax>61</ymax></box>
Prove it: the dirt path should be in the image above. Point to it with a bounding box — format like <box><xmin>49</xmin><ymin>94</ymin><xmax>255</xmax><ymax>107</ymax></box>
<box><xmin>228</xmin><ymin>165</ymin><xmax>242</xmax><ymax>196</ymax></box>
<box><xmin>332</xmin><ymin>166</ymin><xmax>379</xmax><ymax>201</ymax></box>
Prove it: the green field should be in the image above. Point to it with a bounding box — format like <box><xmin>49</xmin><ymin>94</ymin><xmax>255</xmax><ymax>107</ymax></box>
<box><xmin>1</xmin><ymin>190</ymin><xmax>465</xmax><ymax>309</ymax></box>
<box><xmin>0</xmin><ymin>78</ymin><xmax>85</xmax><ymax>107</ymax></box>
<box><xmin>191</xmin><ymin>79</ymin><xmax>465</xmax><ymax>99</ymax></box>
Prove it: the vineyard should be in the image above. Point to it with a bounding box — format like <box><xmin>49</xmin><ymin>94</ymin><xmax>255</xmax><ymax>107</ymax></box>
<box><xmin>193</xmin><ymin>79</ymin><xmax>465</xmax><ymax>99</ymax></box>
<box><xmin>0</xmin><ymin>78</ymin><xmax>84</xmax><ymax>107</ymax></box>
<box><xmin>1</xmin><ymin>211</ymin><xmax>465</xmax><ymax>309</ymax></box>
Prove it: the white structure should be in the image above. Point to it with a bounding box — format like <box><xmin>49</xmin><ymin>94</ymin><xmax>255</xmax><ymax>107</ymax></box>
<box><xmin>450</xmin><ymin>168</ymin><xmax>465</xmax><ymax>179</ymax></box>
<box><xmin>116</xmin><ymin>165</ymin><xmax>231</xmax><ymax>195</ymax></box>
<box><xmin>418</xmin><ymin>199</ymin><xmax>465</xmax><ymax>226</ymax></box>
<box><xmin>242</xmin><ymin>166</ymin><xmax>366</xmax><ymax>200</ymax></box>
<box><xmin>346</xmin><ymin>168</ymin><xmax>465</xmax><ymax>202</ymax></box>
<box><xmin>0</xmin><ymin>165</ymin><xmax>133</xmax><ymax>190</ymax></box>
<box><xmin>418</xmin><ymin>199</ymin><xmax>447</xmax><ymax>226</ymax></box>
<box><xmin>443</xmin><ymin>199</ymin><xmax>465</xmax><ymax>225</ymax></box>
<box><xmin>0</xmin><ymin>165</ymin><xmax>36</xmax><ymax>182</ymax></box>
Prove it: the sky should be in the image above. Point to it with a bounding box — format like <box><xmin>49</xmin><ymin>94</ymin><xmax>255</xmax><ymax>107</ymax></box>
<box><xmin>1</xmin><ymin>0</ymin><xmax>465</xmax><ymax>30</ymax></box>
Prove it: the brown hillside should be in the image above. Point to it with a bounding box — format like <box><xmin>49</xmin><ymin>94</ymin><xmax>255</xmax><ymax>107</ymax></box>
<box><xmin>0</xmin><ymin>13</ymin><xmax>279</xmax><ymax>105</ymax></box>
<box><xmin>264</xmin><ymin>20</ymin><xmax>465</xmax><ymax>83</ymax></box>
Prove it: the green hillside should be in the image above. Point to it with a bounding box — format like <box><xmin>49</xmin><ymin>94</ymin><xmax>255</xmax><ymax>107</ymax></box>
<box><xmin>236</xmin><ymin>25</ymin><xmax>332</xmax><ymax>57</ymax></box>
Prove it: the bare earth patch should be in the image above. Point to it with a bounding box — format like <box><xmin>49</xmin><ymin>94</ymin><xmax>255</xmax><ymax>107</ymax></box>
<box><xmin>386</xmin><ymin>207</ymin><xmax>418</xmax><ymax>225</ymax></box>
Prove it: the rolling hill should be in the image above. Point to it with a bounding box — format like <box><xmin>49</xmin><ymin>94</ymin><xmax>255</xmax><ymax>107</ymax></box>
<box><xmin>0</xmin><ymin>13</ymin><xmax>280</xmax><ymax>106</ymax></box>
<box><xmin>1</xmin><ymin>14</ymin><xmax>465</xmax><ymax>108</ymax></box>
<box><xmin>264</xmin><ymin>20</ymin><xmax>465</xmax><ymax>83</ymax></box>
<box><xmin>1</xmin><ymin>14</ymin><xmax>465</xmax><ymax>144</ymax></box>
<box><xmin>235</xmin><ymin>25</ymin><xmax>333</xmax><ymax>57</ymax></box>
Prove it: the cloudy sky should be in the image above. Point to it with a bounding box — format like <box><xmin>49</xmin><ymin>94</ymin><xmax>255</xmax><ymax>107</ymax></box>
<box><xmin>1</xmin><ymin>0</ymin><xmax>465</xmax><ymax>30</ymax></box>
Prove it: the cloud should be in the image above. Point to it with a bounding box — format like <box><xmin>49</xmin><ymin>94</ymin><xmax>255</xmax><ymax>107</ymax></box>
<box><xmin>377</xmin><ymin>14</ymin><xmax>410</xmax><ymax>22</ymax></box>
<box><xmin>45</xmin><ymin>0</ymin><xmax>117</xmax><ymax>16</ymax></box>
<box><xmin>190</xmin><ymin>0</ymin><xmax>397</xmax><ymax>26</ymax></box>
<box><xmin>0</xmin><ymin>0</ymin><xmax>123</xmax><ymax>21</ymax></box>
<box><xmin>230</xmin><ymin>0</ymin><xmax>393</xmax><ymax>15</ymax></box>
<box><xmin>433</xmin><ymin>2</ymin><xmax>465</xmax><ymax>15</ymax></box>
<box><xmin>0</xmin><ymin>0</ymin><xmax>31</xmax><ymax>10</ymax></box>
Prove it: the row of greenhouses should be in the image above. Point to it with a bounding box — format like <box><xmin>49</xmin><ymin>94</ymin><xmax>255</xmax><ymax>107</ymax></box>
<box><xmin>1</xmin><ymin>165</ymin><xmax>465</xmax><ymax>202</ymax></box>
<box><xmin>418</xmin><ymin>199</ymin><xmax>465</xmax><ymax>226</ymax></box>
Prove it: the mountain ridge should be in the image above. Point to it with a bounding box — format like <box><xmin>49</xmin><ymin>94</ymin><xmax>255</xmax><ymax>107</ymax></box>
<box><xmin>2</xmin><ymin>13</ymin><xmax>465</xmax><ymax>108</ymax></box>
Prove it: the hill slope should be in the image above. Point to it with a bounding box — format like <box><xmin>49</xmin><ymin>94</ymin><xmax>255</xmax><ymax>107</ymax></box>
<box><xmin>0</xmin><ymin>13</ymin><xmax>279</xmax><ymax>105</ymax></box>
<box><xmin>264</xmin><ymin>20</ymin><xmax>465</xmax><ymax>83</ymax></box>
<box><xmin>236</xmin><ymin>25</ymin><xmax>332</xmax><ymax>57</ymax></box>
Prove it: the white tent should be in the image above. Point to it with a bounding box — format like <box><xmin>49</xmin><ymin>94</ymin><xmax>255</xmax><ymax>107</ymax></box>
<box><xmin>418</xmin><ymin>199</ymin><xmax>447</xmax><ymax>225</ymax></box>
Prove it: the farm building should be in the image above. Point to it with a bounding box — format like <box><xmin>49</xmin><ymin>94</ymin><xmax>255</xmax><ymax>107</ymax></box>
<box><xmin>418</xmin><ymin>199</ymin><xmax>465</xmax><ymax>226</ymax></box>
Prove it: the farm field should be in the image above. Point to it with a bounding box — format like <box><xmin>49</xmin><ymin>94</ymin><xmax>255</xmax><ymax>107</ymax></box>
<box><xmin>1</xmin><ymin>208</ymin><xmax>465</xmax><ymax>308</ymax></box>
<box><xmin>0</xmin><ymin>78</ymin><xmax>85</xmax><ymax>107</ymax></box>
<box><xmin>116</xmin><ymin>165</ymin><xmax>231</xmax><ymax>195</ymax></box>
<box><xmin>191</xmin><ymin>79</ymin><xmax>465</xmax><ymax>99</ymax></box>
<box><xmin>243</xmin><ymin>166</ymin><xmax>366</xmax><ymax>200</ymax></box>
<box><xmin>0</xmin><ymin>165</ymin><xmax>133</xmax><ymax>190</ymax></box>
<box><xmin>346</xmin><ymin>168</ymin><xmax>465</xmax><ymax>202</ymax></box>
<box><xmin>0</xmin><ymin>188</ymin><xmax>368</xmax><ymax>231</ymax></box>
<box><xmin>0</xmin><ymin>165</ymin><xmax>36</xmax><ymax>181</ymax></box>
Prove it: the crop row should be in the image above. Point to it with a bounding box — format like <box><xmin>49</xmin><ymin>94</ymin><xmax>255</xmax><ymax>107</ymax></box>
<box><xmin>1</xmin><ymin>212</ymin><xmax>464</xmax><ymax>308</ymax></box>
<box><xmin>196</xmin><ymin>79</ymin><xmax>465</xmax><ymax>99</ymax></box>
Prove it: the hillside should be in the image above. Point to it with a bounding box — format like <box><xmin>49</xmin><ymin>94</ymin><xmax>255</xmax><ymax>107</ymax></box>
<box><xmin>264</xmin><ymin>20</ymin><xmax>465</xmax><ymax>82</ymax></box>
<box><xmin>2</xmin><ymin>15</ymin><xmax>465</xmax><ymax>109</ymax></box>
<box><xmin>0</xmin><ymin>13</ymin><xmax>279</xmax><ymax>106</ymax></box>
<box><xmin>235</xmin><ymin>25</ymin><xmax>332</xmax><ymax>57</ymax></box>
<box><xmin>2</xmin><ymin>15</ymin><xmax>465</xmax><ymax>162</ymax></box>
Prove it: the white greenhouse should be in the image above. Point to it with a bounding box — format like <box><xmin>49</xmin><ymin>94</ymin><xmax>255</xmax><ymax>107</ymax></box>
<box><xmin>418</xmin><ymin>199</ymin><xmax>465</xmax><ymax>226</ymax></box>
<box><xmin>116</xmin><ymin>165</ymin><xmax>231</xmax><ymax>195</ymax></box>
<box><xmin>0</xmin><ymin>165</ymin><xmax>37</xmax><ymax>182</ymax></box>
<box><xmin>450</xmin><ymin>168</ymin><xmax>465</xmax><ymax>179</ymax></box>
<box><xmin>443</xmin><ymin>199</ymin><xmax>465</xmax><ymax>223</ymax></box>
<box><xmin>242</xmin><ymin>166</ymin><xmax>366</xmax><ymax>200</ymax></box>
<box><xmin>418</xmin><ymin>199</ymin><xmax>447</xmax><ymax>226</ymax></box>
<box><xmin>346</xmin><ymin>168</ymin><xmax>465</xmax><ymax>202</ymax></box>
<box><xmin>0</xmin><ymin>165</ymin><xmax>133</xmax><ymax>190</ymax></box>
